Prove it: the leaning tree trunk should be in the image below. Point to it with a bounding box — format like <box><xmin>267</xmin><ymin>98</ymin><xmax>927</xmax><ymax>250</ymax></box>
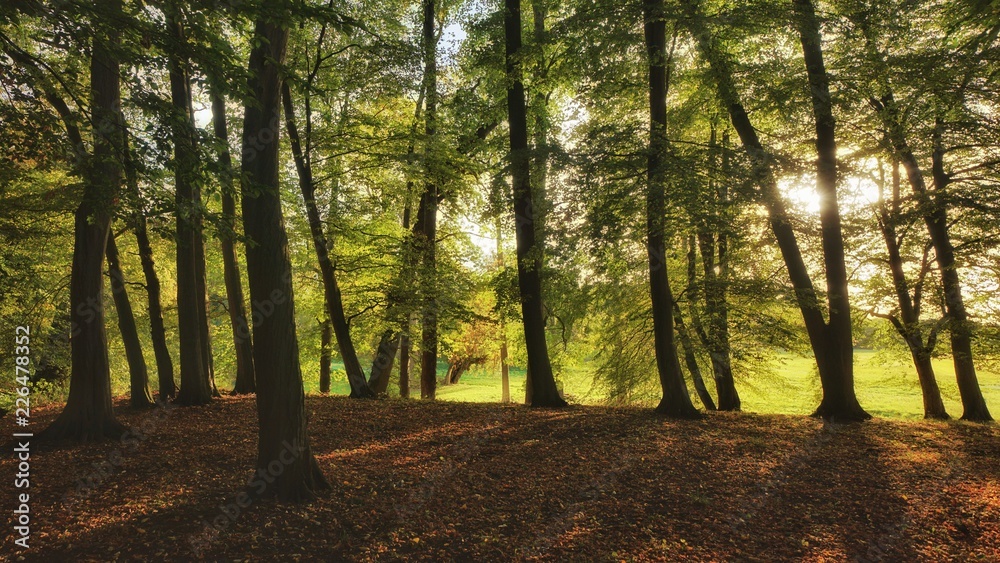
<box><xmin>643</xmin><ymin>0</ymin><xmax>698</xmax><ymax>418</ymax></box>
<box><xmin>682</xmin><ymin>0</ymin><xmax>868</xmax><ymax>420</ymax></box>
<box><xmin>241</xmin><ymin>16</ymin><xmax>329</xmax><ymax>501</ymax></box>
<box><xmin>125</xmin><ymin>136</ymin><xmax>176</xmax><ymax>401</ymax></box>
<box><xmin>673</xmin><ymin>304</ymin><xmax>717</xmax><ymax>411</ymax></box>
<box><xmin>106</xmin><ymin>232</ymin><xmax>154</xmax><ymax>408</ymax></box>
<box><xmin>872</xmin><ymin>97</ymin><xmax>990</xmax><ymax>421</ymax></box>
<box><xmin>169</xmin><ymin>10</ymin><xmax>212</xmax><ymax>406</ymax></box>
<box><xmin>505</xmin><ymin>0</ymin><xmax>566</xmax><ymax>407</ymax></box>
<box><xmin>795</xmin><ymin>0</ymin><xmax>867</xmax><ymax>420</ymax></box>
<box><xmin>211</xmin><ymin>86</ymin><xmax>256</xmax><ymax>395</ymax></box>
<box><xmin>874</xmin><ymin>159</ymin><xmax>948</xmax><ymax>419</ymax></box>
<box><xmin>368</xmin><ymin>329</ymin><xmax>399</xmax><ymax>396</ymax></box>
<box><xmin>41</xmin><ymin>0</ymin><xmax>128</xmax><ymax>441</ymax></box>
<box><xmin>282</xmin><ymin>82</ymin><xmax>374</xmax><ymax>399</ymax></box>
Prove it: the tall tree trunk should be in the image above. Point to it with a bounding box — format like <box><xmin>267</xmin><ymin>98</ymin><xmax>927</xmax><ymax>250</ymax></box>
<box><xmin>698</xmin><ymin>127</ymin><xmax>739</xmax><ymax>410</ymax></box>
<box><xmin>874</xmin><ymin>160</ymin><xmax>948</xmax><ymax>419</ymax></box>
<box><xmin>417</xmin><ymin>0</ymin><xmax>440</xmax><ymax>400</ymax></box>
<box><xmin>211</xmin><ymin>86</ymin><xmax>256</xmax><ymax>395</ymax></box>
<box><xmin>320</xmin><ymin>316</ymin><xmax>332</xmax><ymax>394</ymax></box>
<box><xmin>399</xmin><ymin>328</ymin><xmax>411</xmax><ymax>399</ymax></box>
<box><xmin>643</xmin><ymin>0</ymin><xmax>698</xmax><ymax>418</ymax></box>
<box><xmin>282</xmin><ymin>82</ymin><xmax>374</xmax><ymax>398</ymax></box>
<box><xmin>106</xmin><ymin>232</ymin><xmax>154</xmax><ymax>408</ymax></box>
<box><xmin>241</xmin><ymin>17</ymin><xmax>329</xmax><ymax>501</ymax></box>
<box><xmin>170</xmin><ymin>9</ymin><xmax>212</xmax><ymax>406</ymax></box>
<box><xmin>682</xmin><ymin>0</ymin><xmax>869</xmax><ymax>420</ymax></box>
<box><xmin>505</xmin><ymin>0</ymin><xmax>566</xmax><ymax>407</ymax></box>
<box><xmin>871</xmin><ymin>97</ymin><xmax>990</xmax><ymax>421</ymax></box>
<box><xmin>41</xmin><ymin>0</ymin><xmax>128</xmax><ymax>441</ymax></box>
<box><xmin>794</xmin><ymin>0</ymin><xmax>866</xmax><ymax>420</ymax></box>
<box><xmin>497</xmin><ymin>224</ymin><xmax>511</xmax><ymax>404</ymax></box>
<box><xmin>125</xmin><ymin>135</ymin><xmax>175</xmax><ymax>401</ymax></box>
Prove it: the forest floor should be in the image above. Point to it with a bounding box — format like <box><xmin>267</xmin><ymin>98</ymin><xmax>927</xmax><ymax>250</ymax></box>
<box><xmin>1</xmin><ymin>396</ymin><xmax>998</xmax><ymax>562</ymax></box>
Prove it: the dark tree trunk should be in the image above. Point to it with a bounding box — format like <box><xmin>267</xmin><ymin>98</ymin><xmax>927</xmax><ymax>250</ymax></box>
<box><xmin>368</xmin><ymin>329</ymin><xmax>399</xmax><ymax>396</ymax></box>
<box><xmin>698</xmin><ymin>126</ymin><xmax>739</xmax><ymax>410</ymax></box>
<box><xmin>872</xmin><ymin>97</ymin><xmax>990</xmax><ymax>421</ymax></box>
<box><xmin>683</xmin><ymin>0</ymin><xmax>868</xmax><ymax>420</ymax></box>
<box><xmin>281</xmin><ymin>82</ymin><xmax>374</xmax><ymax>399</ymax></box>
<box><xmin>320</xmin><ymin>317</ymin><xmax>332</xmax><ymax>394</ymax></box>
<box><xmin>505</xmin><ymin>0</ymin><xmax>566</xmax><ymax>408</ymax></box>
<box><xmin>125</xmin><ymin>140</ymin><xmax>175</xmax><ymax>401</ymax></box>
<box><xmin>498</xmin><ymin>226</ymin><xmax>511</xmax><ymax>404</ymax></box>
<box><xmin>417</xmin><ymin>0</ymin><xmax>440</xmax><ymax>401</ymax></box>
<box><xmin>794</xmin><ymin>0</ymin><xmax>867</xmax><ymax>421</ymax></box>
<box><xmin>169</xmin><ymin>10</ymin><xmax>212</xmax><ymax>406</ymax></box>
<box><xmin>643</xmin><ymin>0</ymin><xmax>698</xmax><ymax>418</ymax></box>
<box><xmin>399</xmin><ymin>329</ymin><xmax>411</xmax><ymax>399</ymax></box>
<box><xmin>41</xmin><ymin>0</ymin><xmax>128</xmax><ymax>441</ymax></box>
<box><xmin>106</xmin><ymin>232</ymin><xmax>154</xmax><ymax>408</ymax></box>
<box><xmin>241</xmin><ymin>17</ymin><xmax>329</xmax><ymax>501</ymax></box>
<box><xmin>673</xmin><ymin>303</ymin><xmax>717</xmax><ymax>411</ymax></box>
<box><xmin>211</xmin><ymin>87</ymin><xmax>256</xmax><ymax>395</ymax></box>
<box><xmin>874</xmin><ymin>160</ymin><xmax>948</xmax><ymax>419</ymax></box>
<box><xmin>194</xmin><ymin>218</ymin><xmax>218</xmax><ymax>397</ymax></box>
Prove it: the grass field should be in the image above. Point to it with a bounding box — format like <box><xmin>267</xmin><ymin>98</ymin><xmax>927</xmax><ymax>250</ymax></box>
<box><xmin>309</xmin><ymin>350</ymin><xmax>1000</xmax><ymax>420</ymax></box>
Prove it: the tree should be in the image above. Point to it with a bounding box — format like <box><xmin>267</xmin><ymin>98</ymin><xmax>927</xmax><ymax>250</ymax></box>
<box><xmin>169</xmin><ymin>7</ymin><xmax>213</xmax><ymax>406</ymax></box>
<box><xmin>211</xmin><ymin>86</ymin><xmax>256</xmax><ymax>395</ymax></box>
<box><xmin>40</xmin><ymin>0</ymin><xmax>129</xmax><ymax>441</ymax></box>
<box><xmin>106</xmin><ymin>231</ymin><xmax>154</xmax><ymax>408</ymax></box>
<box><xmin>681</xmin><ymin>0</ymin><xmax>869</xmax><ymax>421</ymax></box>
<box><xmin>240</xmin><ymin>11</ymin><xmax>329</xmax><ymax>500</ymax></box>
<box><xmin>505</xmin><ymin>0</ymin><xmax>566</xmax><ymax>408</ymax></box>
<box><xmin>643</xmin><ymin>0</ymin><xmax>699</xmax><ymax>418</ymax></box>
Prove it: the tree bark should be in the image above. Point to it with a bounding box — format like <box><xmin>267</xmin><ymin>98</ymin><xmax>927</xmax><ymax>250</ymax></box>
<box><xmin>875</xmin><ymin>160</ymin><xmax>948</xmax><ymax>419</ymax></box>
<box><xmin>505</xmin><ymin>0</ymin><xmax>566</xmax><ymax>408</ymax></box>
<box><xmin>41</xmin><ymin>0</ymin><xmax>128</xmax><ymax>441</ymax></box>
<box><xmin>282</xmin><ymin>82</ymin><xmax>374</xmax><ymax>399</ymax></box>
<box><xmin>320</xmin><ymin>317</ymin><xmax>332</xmax><ymax>394</ymax></box>
<box><xmin>368</xmin><ymin>329</ymin><xmax>399</xmax><ymax>396</ymax></box>
<box><xmin>871</xmin><ymin>96</ymin><xmax>990</xmax><ymax>421</ymax></box>
<box><xmin>794</xmin><ymin>0</ymin><xmax>867</xmax><ymax>420</ymax></box>
<box><xmin>673</xmin><ymin>303</ymin><xmax>717</xmax><ymax>411</ymax></box>
<box><xmin>241</xmin><ymin>16</ymin><xmax>329</xmax><ymax>501</ymax></box>
<box><xmin>399</xmin><ymin>329</ymin><xmax>411</xmax><ymax>399</ymax></box>
<box><xmin>211</xmin><ymin>86</ymin><xmax>256</xmax><ymax>395</ymax></box>
<box><xmin>169</xmin><ymin>9</ymin><xmax>212</xmax><ymax>406</ymax></box>
<box><xmin>682</xmin><ymin>0</ymin><xmax>869</xmax><ymax>420</ymax></box>
<box><xmin>643</xmin><ymin>0</ymin><xmax>699</xmax><ymax>418</ymax></box>
<box><xmin>417</xmin><ymin>0</ymin><xmax>440</xmax><ymax>401</ymax></box>
<box><xmin>106</xmin><ymin>232</ymin><xmax>154</xmax><ymax>408</ymax></box>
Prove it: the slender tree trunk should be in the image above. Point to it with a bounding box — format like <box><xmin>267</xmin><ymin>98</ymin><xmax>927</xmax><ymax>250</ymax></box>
<box><xmin>874</xmin><ymin>160</ymin><xmax>948</xmax><ymax>419</ymax></box>
<box><xmin>41</xmin><ymin>0</ymin><xmax>128</xmax><ymax>441</ymax></box>
<box><xmin>399</xmin><ymin>328</ymin><xmax>411</xmax><ymax>399</ymax></box>
<box><xmin>643</xmin><ymin>0</ymin><xmax>698</xmax><ymax>418</ymax></box>
<box><xmin>211</xmin><ymin>86</ymin><xmax>256</xmax><ymax>394</ymax></box>
<box><xmin>417</xmin><ymin>0</ymin><xmax>440</xmax><ymax>400</ymax></box>
<box><xmin>497</xmin><ymin>224</ymin><xmax>511</xmax><ymax>404</ymax></box>
<box><xmin>699</xmin><ymin>126</ymin><xmax>739</xmax><ymax>410</ymax></box>
<box><xmin>505</xmin><ymin>0</ymin><xmax>566</xmax><ymax>408</ymax></box>
<box><xmin>872</xmin><ymin>96</ymin><xmax>991</xmax><ymax>421</ymax></box>
<box><xmin>320</xmin><ymin>317</ymin><xmax>332</xmax><ymax>394</ymax></box>
<box><xmin>169</xmin><ymin>9</ymin><xmax>212</xmax><ymax>406</ymax></box>
<box><xmin>106</xmin><ymin>232</ymin><xmax>154</xmax><ymax>408</ymax></box>
<box><xmin>794</xmin><ymin>0</ymin><xmax>867</xmax><ymax>420</ymax></box>
<box><xmin>683</xmin><ymin>0</ymin><xmax>868</xmax><ymax>420</ymax></box>
<box><xmin>282</xmin><ymin>82</ymin><xmax>374</xmax><ymax>398</ymax></box>
<box><xmin>125</xmin><ymin>140</ymin><xmax>175</xmax><ymax>401</ymax></box>
<box><xmin>673</xmin><ymin>303</ymin><xmax>717</xmax><ymax>411</ymax></box>
<box><xmin>241</xmin><ymin>16</ymin><xmax>329</xmax><ymax>501</ymax></box>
